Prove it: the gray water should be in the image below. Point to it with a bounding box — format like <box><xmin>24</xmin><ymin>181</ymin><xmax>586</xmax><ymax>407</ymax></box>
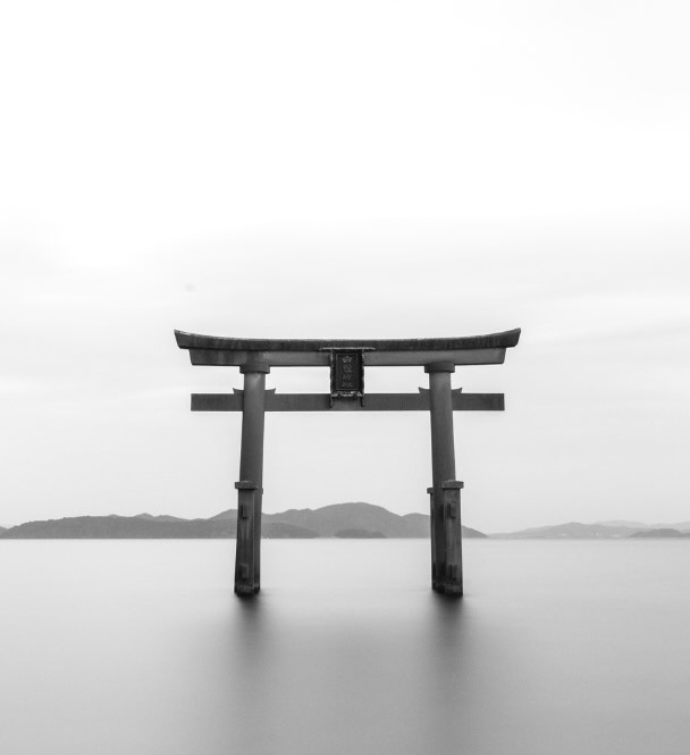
<box><xmin>1</xmin><ymin>540</ymin><xmax>689</xmax><ymax>755</ymax></box>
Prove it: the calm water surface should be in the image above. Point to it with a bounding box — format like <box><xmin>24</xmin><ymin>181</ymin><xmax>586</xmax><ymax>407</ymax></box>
<box><xmin>1</xmin><ymin>540</ymin><xmax>689</xmax><ymax>755</ymax></box>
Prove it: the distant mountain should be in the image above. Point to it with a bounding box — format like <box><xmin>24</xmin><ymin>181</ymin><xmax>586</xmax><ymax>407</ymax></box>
<box><xmin>669</xmin><ymin>522</ymin><xmax>690</xmax><ymax>531</ymax></box>
<box><xmin>401</xmin><ymin>513</ymin><xmax>429</xmax><ymax>530</ymax></box>
<box><xmin>493</xmin><ymin>521</ymin><xmax>690</xmax><ymax>539</ymax></box>
<box><xmin>269</xmin><ymin>502</ymin><xmax>421</xmax><ymax>537</ymax></box>
<box><xmin>212</xmin><ymin>502</ymin><xmax>486</xmax><ymax>539</ymax></box>
<box><xmin>5</xmin><ymin>510</ymin><xmax>689</xmax><ymax>540</ymax></box>
<box><xmin>599</xmin><ymin>519</ymin><xmax>690</xmax><ymax>532</ymax></box>
<box><xmin>493</xmin><ymin>522</ymin><xmax>647</xmax><ymax>539</ymax></box>
<box><xmin>0</xmin><ymin>515</ymin><xmax>320</xmax><ymax>540</ymax></box>
<box><xmin>135</xmin><ymin>513</ymin><xmax>191</xmax><ymax>523</ymax></box>
<box><xmin>264</xmin><ymin>522</ymin><xmax>319</xmax><ymax>538</ymax></box>
<box><xmin>0</xmin><ymin>503</ymin><xmax>487</xmax><ymax>539</ymax></box>
<box><xmin>460</xmin><ymin>526</ymin><xmax>487</xmax><ymax>539</ymax></box>
<box><xmin>0</xmin><ymin>516</ymin><xmax>236</xmax><ymax>539</ymax></box>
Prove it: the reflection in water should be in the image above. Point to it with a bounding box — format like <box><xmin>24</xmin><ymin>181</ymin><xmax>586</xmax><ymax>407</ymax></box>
<box><xmin>1</xmin><ymin>540</ymin><xmax>690</xmax><ymax>755</ymax></box>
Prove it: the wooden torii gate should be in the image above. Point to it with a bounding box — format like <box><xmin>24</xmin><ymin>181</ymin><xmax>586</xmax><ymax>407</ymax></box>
<box><xmin>175</xmin><ymin>328</ymin><xmax>520</xmax><ymax>597</ymax></box>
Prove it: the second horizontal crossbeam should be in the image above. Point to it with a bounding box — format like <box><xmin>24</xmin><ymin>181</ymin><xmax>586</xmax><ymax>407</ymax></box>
<box><xmin>191</xmin><ymin>391</ymin><xmax>504</xmax><ymax>412</ymax></box>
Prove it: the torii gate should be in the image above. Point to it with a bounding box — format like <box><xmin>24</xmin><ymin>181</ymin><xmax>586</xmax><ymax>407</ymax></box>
<box><xmin>175</xmin><ymin>328</ymin><xmax>520</xmax><ymax>597</ymax></box>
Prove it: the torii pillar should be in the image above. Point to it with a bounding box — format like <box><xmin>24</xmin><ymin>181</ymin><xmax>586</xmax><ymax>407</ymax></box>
<box><xmin>426</xmin><ymin>362</ymin><xmax>462</xmax><ymax>595</ymax></box>
<box><xmin>234</xmin><ymin>362</ymin><xmax>269</xmax><ymax>596</ymax></box>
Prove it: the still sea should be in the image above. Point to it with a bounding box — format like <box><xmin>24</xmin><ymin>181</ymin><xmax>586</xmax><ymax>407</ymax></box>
<box><xmin>1</xmin><ymin>539</ymin><xmax>689</xmax><ymax>755</ymax></box>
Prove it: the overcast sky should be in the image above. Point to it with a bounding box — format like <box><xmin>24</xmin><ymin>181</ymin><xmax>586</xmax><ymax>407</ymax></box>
<box><xmin>1</xmin><ymin>0</ymin><xmax>689</xmax><ymax>532</ymax></box>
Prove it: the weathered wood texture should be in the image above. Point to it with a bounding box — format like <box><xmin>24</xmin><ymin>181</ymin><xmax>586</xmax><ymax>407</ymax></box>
<box><xmin>191</xmin><ymin>390</ymin><xmax>504</xmax><ymax>412</ymax></box>
<box><xmin>185</xmin><ymin>348</ymin><xmax>510</xmax><ymax>367</ymax></box>
<box><xmin>175</xmin><ymin>329</ymin><xmax>521</xmax><ymax>352</ymax></box>
<box><xmin>175</xmin><ymin>329</ymin><xmax>521</xmax><ymax>368</ymax></box>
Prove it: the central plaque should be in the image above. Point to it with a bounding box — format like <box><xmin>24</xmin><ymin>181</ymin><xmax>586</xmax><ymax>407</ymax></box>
<box><xmin>329</xmin><ymin>350</ymin><xmax>364</xmax><ymax>403</ymax></box>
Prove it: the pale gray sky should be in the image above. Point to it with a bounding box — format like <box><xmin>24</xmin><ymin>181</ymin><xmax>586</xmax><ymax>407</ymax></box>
<box><xmin>1</xmin><ymin>0</ymin><xmax>689</xmax><ymax>531</ymax></box>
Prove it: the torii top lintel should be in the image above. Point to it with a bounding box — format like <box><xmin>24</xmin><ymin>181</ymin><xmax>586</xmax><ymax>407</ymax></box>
<box><xmin>174</xmin><ymin>328</ymin><xmax>521</xmax><ymax>368</ymax></box>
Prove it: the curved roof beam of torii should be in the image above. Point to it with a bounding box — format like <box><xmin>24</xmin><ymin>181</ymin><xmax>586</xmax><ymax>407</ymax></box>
<box><xmin>174</xmin><ymin>328</ymin><xmax>521</xmax><ymax>353</ymax></box>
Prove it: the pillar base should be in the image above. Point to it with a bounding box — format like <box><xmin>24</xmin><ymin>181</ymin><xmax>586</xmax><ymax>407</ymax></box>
<box><xmin>234</xmin><ymin>481</ymin><xmax>260</xmax><ymax>597</ymax></box>
<box><xmin>428</xmin><ymin>480</ymin><xmax>464</xmax><ymax>597</ymax></box>
<box><xmin>235</xmin><ymin>584</ymin><xmax>260</xmax><ymax>598</ymax></box>
<box><xmin>433</xmin><ymin>583</ymin><xmax>463</xmax><ymax>597</ymax></box>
